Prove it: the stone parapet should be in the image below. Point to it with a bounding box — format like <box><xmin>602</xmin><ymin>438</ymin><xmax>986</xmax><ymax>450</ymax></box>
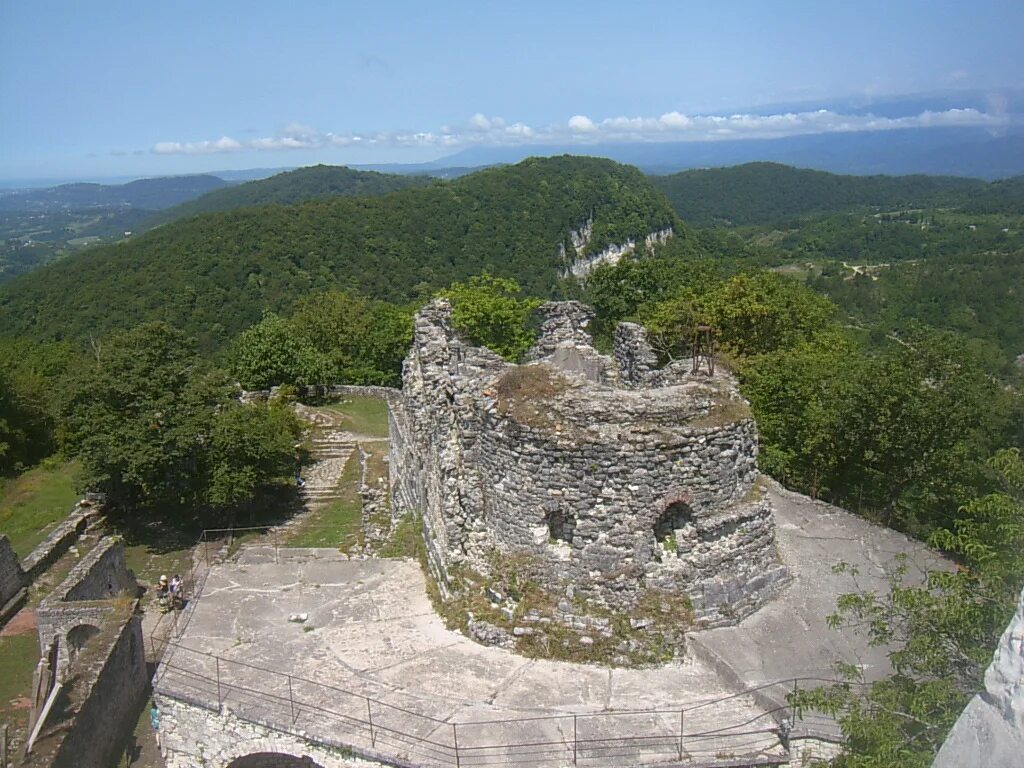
<box><xmin>24</xmin><ymin>608</ymin><xmax>147</xmax><ymax>768</ymax></box>
<box><xmin>36</xmin><ymin>536</ymin><xmax>138</xmax><ymax>671</ymax></box>
<box><xmin>20</xmin><ymin>502</ymin><xmax>100</xmax><ymax>579</ymax></box>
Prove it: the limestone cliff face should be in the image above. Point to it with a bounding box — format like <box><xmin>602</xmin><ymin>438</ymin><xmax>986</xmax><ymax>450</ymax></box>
<box><xmin>933</xmin><ymin>586</ymin><xmax>1024</xmax><ymax>768</ymax></box>
<box><xmin>558</xmin><ymin>217</ymin><xmax>674</xmax><ymax>279</ymax></box>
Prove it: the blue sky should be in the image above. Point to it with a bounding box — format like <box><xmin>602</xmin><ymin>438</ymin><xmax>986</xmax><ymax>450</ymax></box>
<box><xmin>1</xmin><ymin>0</ymin><xmax>1022</xmax><ymax>181</ymax></box>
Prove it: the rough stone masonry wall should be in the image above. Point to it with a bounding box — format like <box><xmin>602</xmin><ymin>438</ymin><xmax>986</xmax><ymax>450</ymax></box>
<box><xmin>25</xmin><ymin>610</ymin><xmax>148</xmax><ymax>768</ymax></box>
<box><xmin>392</xmin><ymin>300</ymin><xmax>510</xmax><ymax>589</ymax></box>
<box><xmin>36</xmin><ymin>536</ymin><xmax>137</xmax><ymax>669</ymax></box>
<box><xmin>19</xmin><ymin>501</ymin><xmax>100</xmax><ymax>579</ymax></box>
<box><xmin>156</xmin><ymin>696</ymin><xmax>378</xmax><ymax>768</ymax></box>
<box><xmin>392</xmin><ymin>299</ymin><xmax>789</xmax><ymax>624</ymax></box>
<box><xmin>0</xmin><ymin>533</ymin><xmax>27</xmax><ymax>614</ymax></box>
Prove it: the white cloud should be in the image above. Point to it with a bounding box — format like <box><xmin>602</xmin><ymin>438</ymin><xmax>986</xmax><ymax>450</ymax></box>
<box><xmin>152</xmin><ymin>136</ymin><xmax>242</xmax><ymax>155</ymax></box>
<box><xmin>151</xmin><ymin>107</ymin><xmax>1007</xmax><ymax>156</ymax></box>
<box><xmin>469</xmin><ymin>113</ymin><xmax>492</xmax><ymax>131</ymax></box>
<box><xmin>567</xmin><ymin>114</ymin><xmax>597</xmax><ymax>133</ymax></box>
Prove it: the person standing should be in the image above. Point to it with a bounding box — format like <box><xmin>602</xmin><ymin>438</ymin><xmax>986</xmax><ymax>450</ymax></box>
<box><xmin>149</xmin><ymin>702</ymin><xmax>161</xmax><ymax>752</ymax></box>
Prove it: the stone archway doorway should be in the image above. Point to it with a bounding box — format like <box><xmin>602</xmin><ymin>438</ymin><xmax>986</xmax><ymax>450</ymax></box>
<box><xmin>66</xmin><ymin>623</ymin><xmax>101</xmax><ymax>666</ymax></box>
<box><xmin>226</xmin><ymin>754</ymin><xmax>325</xmax><ymax>768</ymax></box>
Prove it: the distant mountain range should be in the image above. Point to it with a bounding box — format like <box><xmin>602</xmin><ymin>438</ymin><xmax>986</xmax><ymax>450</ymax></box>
<box><xmin>427</xmin><ymin>127</ymin><xmax>1024</xmax><ymax>180</ymax></box>
<box><xmin>144</xmin><ymin>165</ymin><xmax>436</xmax><ymax>227</ymax></box>
<box><xmin>651</xmin><ymin>162</ymin><xmax>1024</xmax><ymax>227</ymax></box>
<box><xmin>0</xmin><ymin>157</ymin><xmax>678</xmax><ymax>349</ymax></box>
<box><xmin>0</xmin><ymin>174</ymin><xmax>231</xmax><ymax>212</ymax></box>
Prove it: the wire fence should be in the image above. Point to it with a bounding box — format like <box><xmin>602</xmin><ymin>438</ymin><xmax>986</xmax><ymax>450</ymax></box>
<box><xmin>152</xmin><ymin>526</ymin><xmax>858</xmax><ymax>767</ymax></box>
<box><xmin>157</xmin><ymin>643</ymin><xmax>844</xmax><ymax>767</ymax></box>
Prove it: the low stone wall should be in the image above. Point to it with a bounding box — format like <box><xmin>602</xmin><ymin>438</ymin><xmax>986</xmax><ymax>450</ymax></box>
<box><xmin>156</xmin><ymin>696</ymin><xmax>380</xmax><ymax>768</ymax></box>
<box><xmin>25</xmin><ymin>609</ymin><xmax>148</xmax><ymax>768</ymax></box>
<box><xmin>0</xmin><ymin>534</ymin><xmax>27</xmax><ymax>619</ymax></box>
<box><xmin>241</xmin><ymin>383</ymin><xmax>402</xmax><ymax>407</ymax></box>
<box><xmin>20</xmin><ymin>502</ymin><xmax>101</xmax><ymax>579</ymax></box>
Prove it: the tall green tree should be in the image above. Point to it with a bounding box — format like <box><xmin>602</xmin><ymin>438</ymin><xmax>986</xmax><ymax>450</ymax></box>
<box><xmin>61</xmin><ymin>322</ymin><xmax>302</xmax><ymax>516</ymax></box>
<box><xmin>442</xmin><ymin>275</ymin><xmax>542</xmax><ymax>361</ymax></box>
<box><xmin>290</xmin><ymin>291</ymin><xmax>413</xmax><ymax>385</ymax></box>
<box><xmin>229</xmin><ymin>312</ymin><xmax>328</xmax><ymax>390</ymax></box>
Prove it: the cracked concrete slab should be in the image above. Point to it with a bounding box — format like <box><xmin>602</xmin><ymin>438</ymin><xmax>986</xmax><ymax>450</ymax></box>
<box><xmin>156</xmin><ymin>483</ymin><xmax>943</xmax><ymax>765</ymax></box>
<box><xmin>687</xmin><ymin>480</ymin><xmax>949</xmax><ymax>725</ymax></box>
<box><xmin>157</xmin><ymin>548</ymin><xmax>784</xmax><ymax>766</ymax></box>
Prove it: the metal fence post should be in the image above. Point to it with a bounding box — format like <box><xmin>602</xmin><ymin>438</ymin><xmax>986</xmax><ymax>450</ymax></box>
<box><xmin>453</xmin><ymin>722</ymin><xmax>460</xmax><ymax>768</ymax></box>
<box><xmin>288</xmin><ymin>675</ymin><xmax>296</xmax><ymax>723</ymax></box>
<box><xmin>366</xmin><ymin>698</ymin><xmax>376</xmax><ymax>747</ymax></box>
<box><xmin>678</xmin><ymin>709</ymin><xmax>684</xmax><ymax>761</ymax></box>
<box><xmin>573</xmin><ymin>714</ymin><xmax>578</xmax><ymax>765</ymax></box>
<box><xmin>791</xmin><ymin>678</ymin><xmax>799</xmax><ymax>728</ymax></box>
<box><xmin>215</xmin><ymin>656</ymin><xmax>222</xmax><ymax>708</ymax></box>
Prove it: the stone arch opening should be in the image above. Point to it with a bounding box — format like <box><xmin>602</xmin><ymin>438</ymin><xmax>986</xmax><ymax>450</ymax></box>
<box><xmin>544</xmin><ymin>507</ymin><xmax>576</xmax><ymax>544</ymax></box>
<box><xmin>66</xmin><ymin>623</ymin><xmax>101</xmax><ymax>665</ymax></box>
<box><xmin>654</xmin><ymin>500</ymin><xmax>695</xmax><ymax>543</ymax></box>
<box><xmin>226</xmin><ymin>754</ymin><xmax>325</xmax><ymax>768</ymax></box>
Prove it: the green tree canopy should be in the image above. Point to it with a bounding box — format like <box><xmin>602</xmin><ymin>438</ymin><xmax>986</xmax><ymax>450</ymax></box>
<box><xmin>61</xmin><ymin>321</ymin><xmax>302</xmax><ymax>516</ymax></box>
<box><xmin>229</xmin><ymin>312</ymin><xmax>328</xmax><ymax>391</ymax></box>
<box><xmin>290</xmin><ymin>291</ymin><xmax>413</xmax><ymax>386</ymax></box>
<box><xmin>442</xmin><ymin>275</ymin><xmax>542</xmax><ymax>361</ymax></box>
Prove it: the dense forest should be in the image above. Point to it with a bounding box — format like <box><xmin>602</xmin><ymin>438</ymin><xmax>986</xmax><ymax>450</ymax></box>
<box><xmin>0</xmin><ymin>156</ymin><xmax>1021</xmax><ymax>766</ymax></box>
<box><xmin>143</xmin><ymin>164</ymin><xmax>436</xmax><ymax>228</ymax></box>
<box><xmin>652</xmin><ymin>162</ymin><xmax>1024</xmax><ymax>227</ymax></box>
<box><xmin>0</xmin><ymin>157</ymin><xmax>679</xmax><ymax>349</ymax></box>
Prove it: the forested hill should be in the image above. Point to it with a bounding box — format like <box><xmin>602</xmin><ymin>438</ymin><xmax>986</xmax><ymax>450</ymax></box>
<box><xmin>0</xmin><ymin>174</ymin><xmax>230</xmax><ymax>212</ymax></box>
<box><xmin>0</xmin><ymin>156</ymin><xmax>681</xmax><ymax>350</ymax></box>
<box><xmin>144</xmin><ymin>164</ymin><xmax>436</xmax><ymax>228</ymax></box>
<box><xmin>651</xmin><ymin>162</ymin><xmax>1024</xmax><ymax>227</ymax></box>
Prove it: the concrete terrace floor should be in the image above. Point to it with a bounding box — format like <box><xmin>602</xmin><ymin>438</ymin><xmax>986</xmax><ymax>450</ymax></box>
<box><xmin>154</xmin><ymin>481</ymin><xmax>946</xmax><ymax>767</ymax></box>
<box><xmin>157</xmin><ymin>550</ymin><xmax>785</xmax><ymax>766</ymax></box>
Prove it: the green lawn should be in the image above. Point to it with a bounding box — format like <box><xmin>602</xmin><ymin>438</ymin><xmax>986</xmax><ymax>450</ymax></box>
<box><xmin>284</xmin><ymin>450</ymin><xmax>363</xmax><ymax>550</ymax></box>
<box><xmin>0</xmin><ymin>460</ymin><xmax>80</xmax><ymax>557</ymax></box>
<box><xmin>324</xmin><ymin>395</ymin><xmax>390</xmax><ymax>437</ymax></box>
<box><xmin>0</xmin><ymin>632</ymin><xmax>40</xmax><ymax>750</ymax></box>
<box><xmin>122</xmin><ymin>535</ymin><xmax>195</xmax><ymax>596</ymax></box>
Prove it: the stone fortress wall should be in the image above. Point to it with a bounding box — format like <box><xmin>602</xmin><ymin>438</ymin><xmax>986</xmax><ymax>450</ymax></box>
<box><xmin>24</xmin><ymin>536</ymin><xmax>147</xmax><ymax>768</ymax></box>
<box><xmin>0</xmin><ymin>533</ymin><xmax>27</xmax><ymax>617</ymax></box>
<box><xmin>36</xmin><ymin>536</ymin><xmax>138</xmax><ymax>672</ymax></box>
<box><xmin>391</xmin><ymin>299</ymin><xmax>789</xmax><ymax>626</ymax></box>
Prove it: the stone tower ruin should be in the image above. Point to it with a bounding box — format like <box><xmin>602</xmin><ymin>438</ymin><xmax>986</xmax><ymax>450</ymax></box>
<box><xmin>390</xmin><ymin>300</ymin><xmax>789</xmax><ymax>627</ymax></box>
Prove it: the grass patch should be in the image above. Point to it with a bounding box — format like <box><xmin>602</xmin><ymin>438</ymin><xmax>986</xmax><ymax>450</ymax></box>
<box><xmin>0</xmin><ymin>460</ymin><xmax>80</xmax><ymax>557</ymax></box>
<box><xmin>122</xmin><ymin>537</ymin><xmax>194</xmax><ymax>597</ymax></box>
<box><xmin>377</xmin><ymin>515</ymin><xmax>424</xmax><ymax>559</ymax></box>
<box><xmin>323</xmin><ymin>396</ymin><xmax>390</xmax><ymax>437</ymax></box>
<box><xmin>284</xmin><ymin>450</ymin><xmax>363</xmax><ymax>550</ymax></box>
<box><xmin>687</xmin><ymin>395</ymin><xmax>752</xmax><ymax>429</ymax></box>
<box><xmin>0</xmin><ymin>632</ymin><xmax>41</xmax><ymax>748</ymax></box>
<box><xmin>493</xmin><ymin>364</ymin><xmax>570</xmax><ymax>428</ymax></box>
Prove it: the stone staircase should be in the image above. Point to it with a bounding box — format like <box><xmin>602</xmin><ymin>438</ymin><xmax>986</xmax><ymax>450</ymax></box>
<box><xmin>298</xmin><ymin>422</ymin><xmax>357</xmax><ymax>509</ymax></box>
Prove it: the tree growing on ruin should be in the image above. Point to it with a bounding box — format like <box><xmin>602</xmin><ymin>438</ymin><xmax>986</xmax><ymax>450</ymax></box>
<box><xmin>442</xmin><ymin>275</ymin><xmax>542</xmax><ymax>361</ymax></box>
